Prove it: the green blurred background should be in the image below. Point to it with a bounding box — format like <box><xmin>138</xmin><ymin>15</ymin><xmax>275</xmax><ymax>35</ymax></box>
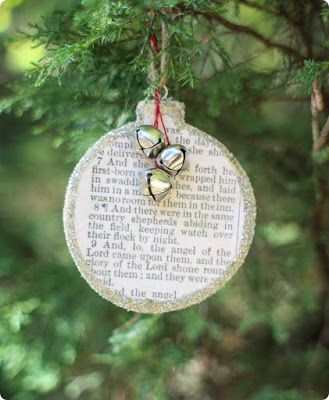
<box><xmin>1</xmin><ymin>1</ymin><xmax>329</xmax><ymax>399</ymax></box>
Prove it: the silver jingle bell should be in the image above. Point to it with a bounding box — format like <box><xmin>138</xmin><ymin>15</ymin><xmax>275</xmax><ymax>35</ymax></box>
<box><xmin>156</xmin><ymin>144</ymin><xmax>187</xmax><ymax>176</ymax></box>
<box><xmin>136</xmin><ymin>125</ymin><xmax>167</xmax><ymax>158</ymax></box>
<box><xmin>141</xmin><ymin>168</ymin><xmax>172</xmax><ymax>201</ymax></box>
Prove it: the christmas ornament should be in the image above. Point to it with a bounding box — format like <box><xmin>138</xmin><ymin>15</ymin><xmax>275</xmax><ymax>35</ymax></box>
<box><xmin>63</xmin><ymin>98</ymin><xmax>256</xmax><ymax>313</ymax></box>
<box><xmin>63</xmin><ymin>19</ymin><xmax>256</xmax><ymax>313</ymax></box>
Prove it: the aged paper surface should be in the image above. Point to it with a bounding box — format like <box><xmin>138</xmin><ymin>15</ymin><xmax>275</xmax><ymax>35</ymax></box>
<box><xmin>64</xmin><ymin>100</ymin><xmax>255</xmax><ymax>312</ymax></box>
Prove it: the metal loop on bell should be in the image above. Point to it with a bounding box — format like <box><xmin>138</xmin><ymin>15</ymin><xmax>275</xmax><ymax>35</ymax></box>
<box><xmin>160</xmin><ymin>85</ymin><xmax>168</xmax><ymax>100</ymax></box>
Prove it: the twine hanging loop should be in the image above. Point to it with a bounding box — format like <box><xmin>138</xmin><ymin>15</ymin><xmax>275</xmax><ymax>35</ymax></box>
<box><xmin>148</xmin><ymin>18</ymin><xmax>170</xmax><ymax>144</ymax></box>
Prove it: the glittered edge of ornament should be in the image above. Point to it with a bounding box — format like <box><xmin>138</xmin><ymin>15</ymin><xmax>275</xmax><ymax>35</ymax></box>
<box><xmin>136</xmin><ymin>99</ymin><xmax>185</xmax><ymax>131</ymax></box>
<box><xmin>63</xmin><ymin>119</ymin><xmax>256</xmax><ymax>314</ymax></box>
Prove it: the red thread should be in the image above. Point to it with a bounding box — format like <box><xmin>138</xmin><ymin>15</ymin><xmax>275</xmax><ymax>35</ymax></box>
<box><xmin>154</xmin><ymin>90</ymin><xmax>170</xmax><ymax>145</ymax></box>
<box><xmin>149</xmin><ymin>33</ymin><xmax>159</xmax><ymax>53</ymax></box>
<box><xmin>149</xmin><ymin>33</ymin><xmax>170</xmax><ymax>145</ymax></box>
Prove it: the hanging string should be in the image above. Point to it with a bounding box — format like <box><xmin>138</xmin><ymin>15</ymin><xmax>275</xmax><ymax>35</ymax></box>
<box><xmin>148</xmin><ymin>23</ymin><xmax>170</xmax><ymax>145</ymax></box>
<box><xmin>153</xmin><ymin>89</ymin><xmax>170</xmax><ymax>144</ymax></box>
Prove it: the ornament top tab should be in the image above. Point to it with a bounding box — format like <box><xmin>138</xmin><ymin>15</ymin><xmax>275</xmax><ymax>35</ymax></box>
<box><xmin>63</xmin><ymin>99</ymin><xmax>256</xmax><ymax>313</ymax></box>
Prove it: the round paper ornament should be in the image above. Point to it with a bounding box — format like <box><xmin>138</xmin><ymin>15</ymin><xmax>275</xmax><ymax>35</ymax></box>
<box><xmin>63</xmin><ymin>99</ymin><xmax>256</xmax><ymax>313</ymax></box>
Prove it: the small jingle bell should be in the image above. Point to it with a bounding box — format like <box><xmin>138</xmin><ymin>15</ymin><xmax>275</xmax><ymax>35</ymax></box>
<box><xmin>136</xmin><ymin>125</ymin><xmax>167</xmax><ymax>158</ymax></box>
<box><xmin>141</xmin><ymin>168</ymin><xmax>172</xmax><ymax>201</ymax></box>
<box><xmin>157</xmin><ymin>144</ymin><xmax>187</xmax><ymax>176</ymax></box>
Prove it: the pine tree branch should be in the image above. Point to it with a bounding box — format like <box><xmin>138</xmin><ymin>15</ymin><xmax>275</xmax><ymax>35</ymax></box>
<box><xmin>240</xmin><ymin>0</ymin><xmax>289</xmax><ymax>20</ymax></box>
<box><xmin>312</xmin><ymin>79</ymin><xmax>329</xmax><ymax>148</ymax></box>
<box><xmin>311</xmin><ymin>93</ymin><xmax>320</xmax><ymax>154</ymax></box>
<box><xmin>312</xmin><ymin>80</ymin><xmax>329</xmax><ymax>151</ymax></box>
<box><xmin>193</xmin><ymin>11</ymin><xmax>305</xmax><ymax>61</ymax></box>
<box><xmin>318</xmin><ymin>116</ymin><xmax>329</xmax><ymax>149</ymax></box>
<box><xmin>241</xmin><ymin>0</ymin><xmax>314</xmax><ymax>58</ymax></box>
<box><xmin>307</xmin><ymin>79</ymin><xmax>329</xmax><ymax>364</ymax></box>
